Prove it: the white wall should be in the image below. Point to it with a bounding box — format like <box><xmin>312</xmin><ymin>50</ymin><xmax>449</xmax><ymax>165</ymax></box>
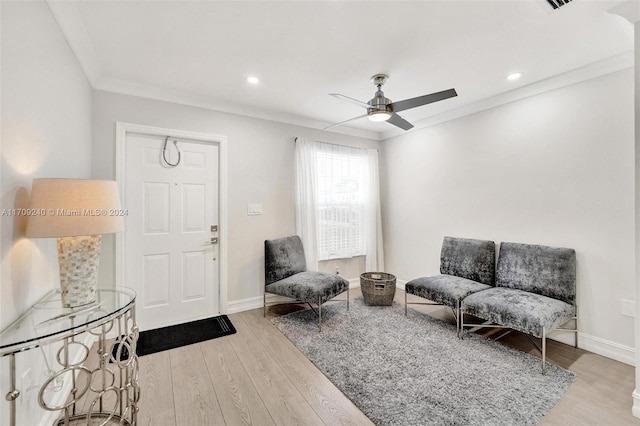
<box><xmin>1</xmin><ymin>1</ymin><xmax>92</xmax><ymax>328</ymax></box>
<box><xmin>381</xmin><ymin>69</ymin><xmax>635</xmax><ymax>362</ymax></box>
<box><xmin>91</xmin><ymin>90</ymin><xmax>379</xmax><ymax>307</ymax></box>
<box><xmin>0</xmin><ymin>2</ymin><xmax>92</xmax><ymax>424</ymax></box>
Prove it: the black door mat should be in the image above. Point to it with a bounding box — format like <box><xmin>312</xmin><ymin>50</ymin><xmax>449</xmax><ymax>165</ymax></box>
<box><xmin>136</xmin><ymin>315</ymin><xmax>236</xmax><ymax>357</ymax></box>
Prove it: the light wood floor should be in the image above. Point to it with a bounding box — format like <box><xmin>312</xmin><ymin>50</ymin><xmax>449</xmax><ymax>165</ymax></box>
<box><xmin>135</xmin><ymin>288</ymin><xmax>640</xmax><ymax>425</ymax></box>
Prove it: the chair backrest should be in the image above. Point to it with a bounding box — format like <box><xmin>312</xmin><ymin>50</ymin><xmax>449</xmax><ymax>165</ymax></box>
<box><xmin>264</xmin><ymin>235</ymin><xmax>307</xmax><ymax>285</ymax></box>
<box><xmin>496</xmin><ymin>242</ymin><xmax>576</xmax><ymax>305</ymax></box>
<box><xmin>440</xmin><ymin>236</ymin><xmax>496</xmax><ymax>285</ymax></box>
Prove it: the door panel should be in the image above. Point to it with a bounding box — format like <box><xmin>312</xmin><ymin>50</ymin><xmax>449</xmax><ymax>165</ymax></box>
<box><xmin>183</xmin><ymin>184</ymin><xmax>206</xmax><ymax>232</ymax></box>
<box><xmin>144</xmin><ymin>182</ymin><xmax>170</xmax><ymax>233</ymax></box>
<box><xmin>183</xmin><ymin>251</ymin><xmax>206</xmax><ymax>300</ymax></box>
<box><xmin>143</xmin><ymin>253</ymin><xmax>170</xmax><ymax>307</ymax></box>
<box><xmin>125</xmin><ymin>133</ymin><xmax>219</xmax><ymax>331</ymax></box>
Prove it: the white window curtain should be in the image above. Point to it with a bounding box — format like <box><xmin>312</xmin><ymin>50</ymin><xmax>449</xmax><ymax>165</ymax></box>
<box><xmin>295</xmin><ymin>137</ymin><xmax>384</xmax><ymax>272</ymax></box>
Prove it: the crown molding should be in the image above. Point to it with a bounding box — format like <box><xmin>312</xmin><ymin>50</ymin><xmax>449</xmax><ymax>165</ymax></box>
<box><xmin>47</xmin><ymin>0</ymin><xmax>102</xmax><ymax>86</ymax></box>
<box><xmin>609</xmin><ymin>0</ymin><xmax>640</xmax><ymax>24</ymax></box>
<box><xmin>95</xmin><ymin>77</ymin><xmax>381</xmax><ymax>140</ymax></box>
<box><xmin>380</xmin><ymin>51</ymin><xmax>634</xmax><ymax>141</ymax></box>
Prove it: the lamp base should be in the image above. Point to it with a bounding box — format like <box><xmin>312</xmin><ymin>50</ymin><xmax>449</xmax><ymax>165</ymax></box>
<box><xmin>57</xmin><ymin>235</ymin><xmax>102</xmax><ymax>308</ymax></box>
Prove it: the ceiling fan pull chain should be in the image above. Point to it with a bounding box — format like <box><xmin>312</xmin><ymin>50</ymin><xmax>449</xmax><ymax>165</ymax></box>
<box><xmin>162</xmin><ymin>136</ymin><xmax>181</xmax><ymax>167</ymax></box>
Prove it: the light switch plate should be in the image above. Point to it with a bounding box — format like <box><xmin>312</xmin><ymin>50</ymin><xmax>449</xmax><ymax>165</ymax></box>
<box><xmin>248</xmin><ymin>203</ymin><xmax>263</xmax><ymax>215</ymax></box>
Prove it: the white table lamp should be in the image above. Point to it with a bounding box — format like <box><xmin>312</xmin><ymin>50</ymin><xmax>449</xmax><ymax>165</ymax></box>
<box><xmin>26</xmin><ymin>179</ymin><xmax>124</xmax><ymax>308</ymax></box>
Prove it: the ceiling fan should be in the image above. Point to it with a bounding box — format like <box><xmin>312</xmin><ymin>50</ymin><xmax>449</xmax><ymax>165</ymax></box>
<box><xmin>326</xmin><ymin>74</ymin><xmax>457</xmax><ymax>131</ymax></box>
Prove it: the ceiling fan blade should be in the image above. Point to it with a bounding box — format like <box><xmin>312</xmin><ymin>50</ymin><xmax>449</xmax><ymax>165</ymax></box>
<box><xmin>330</xmin><ymin>93</ymin><xmax>372</xmax><ymax>110</ymax></box>
<box><xmin>390</xmin><ymin>88</ymin><xmax>458</xmax><ymax>113</ymax></box>
<box><xmin>324</xmin><ymin>113</ymin><xmax>369</xmax><ymax>130</ymax></box>
<box><xmin>388</xmin><ymin>113</ymin><xmax>414</xmax><ymax>131</ymax></box>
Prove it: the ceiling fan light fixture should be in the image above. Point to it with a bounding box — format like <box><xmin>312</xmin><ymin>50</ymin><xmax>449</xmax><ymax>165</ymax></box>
<box><xmin>368</xmin><ymin>110</ymin><xmax>392</xmax><ymax>122</ymax></box>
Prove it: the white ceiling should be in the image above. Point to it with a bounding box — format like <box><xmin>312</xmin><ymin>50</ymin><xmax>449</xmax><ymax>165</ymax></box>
<box><xmin>50</xmin><ymin>0</ymin><xmax>632</xmax><ymax>139</ymax></box>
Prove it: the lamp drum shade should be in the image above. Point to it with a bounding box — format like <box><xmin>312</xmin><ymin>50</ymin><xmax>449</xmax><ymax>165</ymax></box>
<box><xmin>26</xmin><ymin>179</ymin><xmax>124</xmax><ymax>237</ymax></box>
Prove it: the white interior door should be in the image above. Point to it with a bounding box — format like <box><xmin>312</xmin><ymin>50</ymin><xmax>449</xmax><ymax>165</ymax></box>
<box><xmin>124</xmin><ymin>133</ymin><xmax>219</xmax><ymax>331</ymax></box>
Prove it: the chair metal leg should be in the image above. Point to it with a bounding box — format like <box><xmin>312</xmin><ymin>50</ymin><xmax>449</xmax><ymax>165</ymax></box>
<box><xmin>263</xmin><ymin>292</ymin><xmax>266</xmax><ymax>317</ymax></box>
<box><xmin>574</xmin><ymin>309</ymin><xmax>579</xmax><ymax>349</ymax></box>
<box><xmin>542</xmin><ymin>327</ymin><xmax>547</xmax><ymax>375</ymax></box>
<box><xmin>318</xmin><ymin>296</ymin><xmax>322</xmax><ymax>332</ymax></box>
<box><xmin>404</xmin><ymin>290</ymin><xmax>407</xmax><ymax>316</ymax></box>
<box><xmin>456</xmin><ymin>299</ymin><xmax>461</xmax><ymax>338</ymax></box>
<box><xmin>347</xmin><ymin>285</ymin><xmax>350</xmax><ymax>311</ymax></box>
<box><xmin>460</xmin><ymin>308</ymin><xmax>465</xmax><ymax>339</ymax></box>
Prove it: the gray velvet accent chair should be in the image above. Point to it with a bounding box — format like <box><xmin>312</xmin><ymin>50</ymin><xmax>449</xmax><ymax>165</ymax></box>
<box><xmin>404</xmin><ymin>236</ymin><xmax>496</xmax><ymax>336</ymax></box>
<box><xmin>461</xmin><ymin>242</ymin><xmax>578</xmax><ymax>374</ymax></box>
<box><xmin>264</xmin><ymin>235</ymin><xmax>349</xmax><ymax>331</ymax></box>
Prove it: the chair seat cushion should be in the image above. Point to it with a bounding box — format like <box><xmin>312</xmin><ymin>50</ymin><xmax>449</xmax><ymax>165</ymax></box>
<box><xmin>461</xmin><ymin>287</ymin><xmax>576</xmax><ymax>338</ymax></box>
<box><xmin>265</xmin><ymin>271</ymin><xmax>349</xmax><ymax>305</ymax></box>
<box><xmin>405</xmin><ymin>274</ymin><xmax>492</xmax><ymax>308</ymax></box>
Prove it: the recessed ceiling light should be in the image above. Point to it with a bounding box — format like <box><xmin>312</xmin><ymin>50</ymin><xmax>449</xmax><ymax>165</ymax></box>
<box><xmin>247</xmin><ymin>76</ymin><xmax>260</xmax><ymax>85</ymax></box>
<box><xmin>507</xmin><ymin>72</ymin><xmax>522</xmax><ymax>81</ymax></box>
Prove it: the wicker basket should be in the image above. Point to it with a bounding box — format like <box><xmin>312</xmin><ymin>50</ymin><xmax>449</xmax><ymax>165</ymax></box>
<box><xmin>360</xmin><ymin>272</ymin><xmax>396</xmax><ymax>306</ymax></box>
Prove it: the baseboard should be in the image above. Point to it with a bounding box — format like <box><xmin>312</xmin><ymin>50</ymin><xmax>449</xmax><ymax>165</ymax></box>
<box><xmin>577</xmin><ymin>333</ymin><xmax>634</xmax><ymax>366</ymax></box>
<box><xmin>226</xmin><ymin>295</ymin><xmax>264</xmax><ymax>314</ymax></box>
<box><xmin>226</xmin><ymin>294</ymin><xmax>297</xmax><ymax>314</ymax></box>
<box><xmin>396</xmin><ymin>279</ymin><xmax>407</xmax><ymax>291</ymax></box>
<box><xmin>632</xmin><ymin>390</ymin><xmax>640</xmax><ymax>418</ymax></box>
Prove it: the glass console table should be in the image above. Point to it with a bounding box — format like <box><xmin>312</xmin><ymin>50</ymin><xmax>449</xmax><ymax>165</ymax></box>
<box><xmin>0</xmin><ymin>287</ymin><xmax>139</xmax><ymax>425</ymax></box>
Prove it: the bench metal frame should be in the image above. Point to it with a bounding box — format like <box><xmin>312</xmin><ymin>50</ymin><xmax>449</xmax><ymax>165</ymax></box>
<box><xmin>460</xmin><ymin>308</ymin><xmax>578</xmax><ymax>374</ymax></box>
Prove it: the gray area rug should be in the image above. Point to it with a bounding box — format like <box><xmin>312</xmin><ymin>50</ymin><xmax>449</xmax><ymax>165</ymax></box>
<box><xmin>273</xmin><ymin>297</ymin><xmax>576</xmax><ymax>426</ymax></box>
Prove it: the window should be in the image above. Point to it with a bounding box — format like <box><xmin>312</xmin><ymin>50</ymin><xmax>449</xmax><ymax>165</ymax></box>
<box><xmin>316</xmin><ymin>144</ymin><xmax>366</xmax><ymax>260</ymax></box>
<box><xmin>295</xmin><ymin>138</ymin><xmax>383</xmax><ymax>271</ymax></box>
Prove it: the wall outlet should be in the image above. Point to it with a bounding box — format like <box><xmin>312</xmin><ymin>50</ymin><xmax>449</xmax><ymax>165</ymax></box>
<box><xmin>247</xmin><ymin>204</ymin><xmax>263</xmax><ymax>215</ymax></box>
<box><xmin>621</xmin><ymin>299</ymin><xmax>635</xmax><ymax>318</ymax></box>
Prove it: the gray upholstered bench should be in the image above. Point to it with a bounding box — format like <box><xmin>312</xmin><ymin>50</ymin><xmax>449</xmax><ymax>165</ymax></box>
<box><xmin>461</xmin><ymin>242</ymin><xmax>577</xmax><ymax>373</ymax></box>
<box><xmin>405</xmin><ymin>236</ymin><xmax>496</xmax><ymax>336</ymax></box>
